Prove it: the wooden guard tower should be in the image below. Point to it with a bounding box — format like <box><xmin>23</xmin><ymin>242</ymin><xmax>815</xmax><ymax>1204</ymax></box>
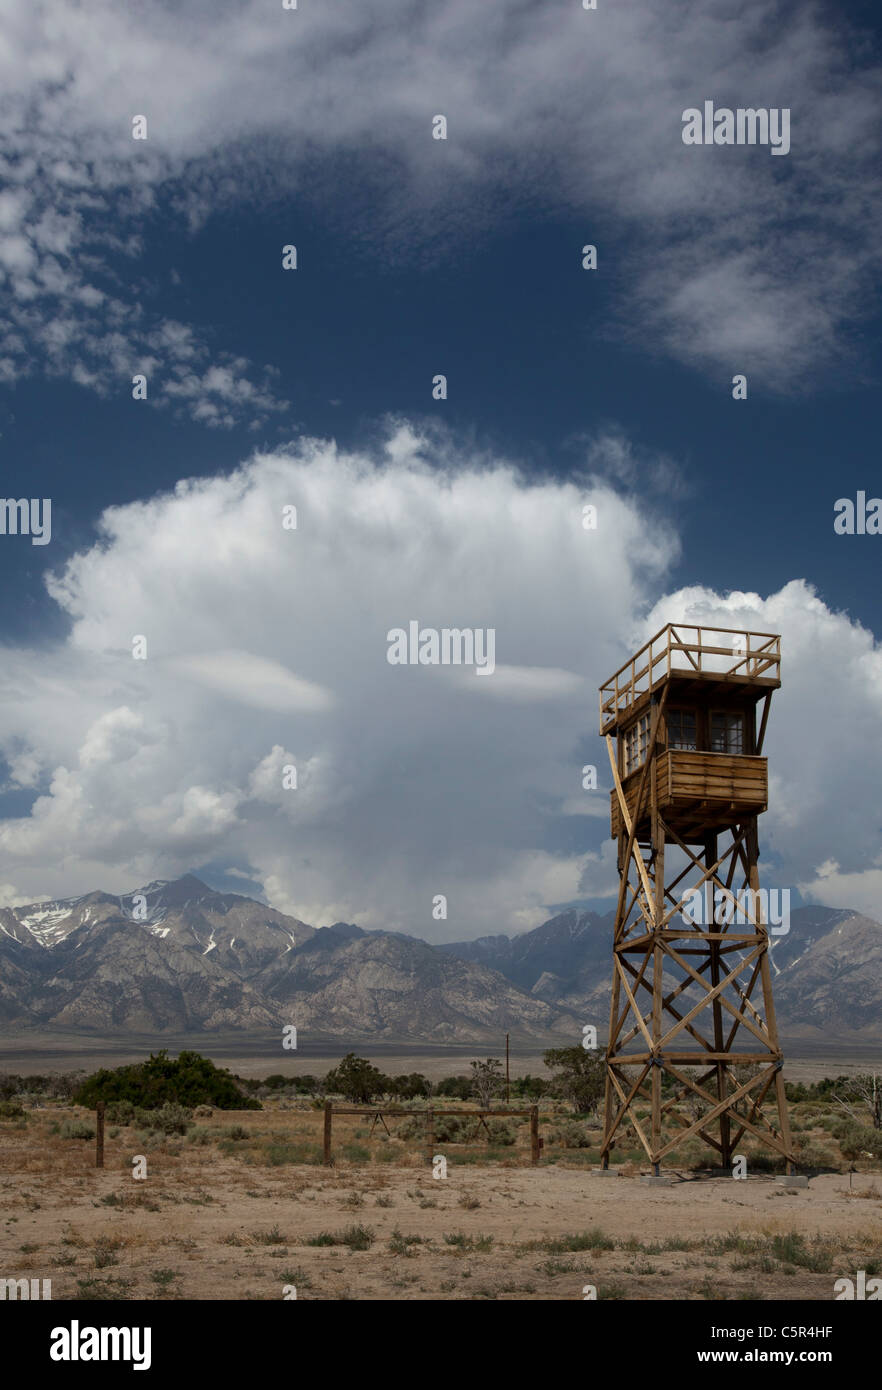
<box><xmin>598</xmin><ymin>624</ymin><xmax>794</xmax><ymax>1175</ymax></box>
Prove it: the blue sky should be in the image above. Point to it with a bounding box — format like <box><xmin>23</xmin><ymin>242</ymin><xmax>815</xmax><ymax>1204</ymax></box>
<box><xmin>5</xmin><ymin>200</ymin><xmax>881</xmax><ymax>636</ymax></box>
<box><xmin>0</xmin><ymin>0</ymin><xmax>881</xmax><ymax>936</ymax></box>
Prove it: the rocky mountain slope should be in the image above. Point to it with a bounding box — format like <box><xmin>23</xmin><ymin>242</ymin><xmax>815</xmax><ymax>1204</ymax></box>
<box><xmin>0</xmin><ymin>877</ymin><xmax>577</xmax><ymax>1041</ymax></box>
<box><xmin>442</xmin><ymin>905</ymin><xmax>882</xmax><ymax>1041</ymax></box>
<box><xmin>1</xmin><ymin>878</ymin><xmax>877</xmax><ymax>1041</ymax></box>
<box><xmin>440</xmin><ymin>908</ymin><xmax>613</xmax><ymax>1014</ymax></box>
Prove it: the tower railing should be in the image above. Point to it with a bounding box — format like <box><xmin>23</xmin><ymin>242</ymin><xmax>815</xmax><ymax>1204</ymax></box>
<box><xmin>599</xmin><ymin>624</ymin><xmax>781</xmax><ymax>732</ymax></box>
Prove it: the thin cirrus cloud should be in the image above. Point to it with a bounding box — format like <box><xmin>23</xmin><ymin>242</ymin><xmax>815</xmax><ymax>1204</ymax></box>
<box><xmin>0</xmin><ymin>0</ymin><xmax>878</xmax><ymax>417</ymax></box>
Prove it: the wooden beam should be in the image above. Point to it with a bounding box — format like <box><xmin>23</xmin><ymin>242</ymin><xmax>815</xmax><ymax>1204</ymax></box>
<box><xmin>607</xmin><ymin>1066</ymin><xmax>653</xmax><ymax>1160</ymax></box>
<box><xmin>656</xmin><ymin>1063</ymin><xmax>789</xmax><ymax>1161</ymax></box>
<box><xmin>663</xmin><ymin>942</ymin><xmax>771</xmax><ymax>1050</ymax></box>
<box><xmin>615</xmin><ymin>955</ymin><xmax>655</xmax><ymax>1053</ymax></box>
<box><xmin>602</xmin><ymin>1064</ymin><xmax>651</xmax><ymax>1149</ymax></box>
<box><xmin>607</xmin><ymin>735</ymin><xmax>655</xmax><ymax>912</ymax></box>
<box><xmin>323</xmin><ymin>1099</ymin><xmax>333</xmax><ymax>1165</ymax></box>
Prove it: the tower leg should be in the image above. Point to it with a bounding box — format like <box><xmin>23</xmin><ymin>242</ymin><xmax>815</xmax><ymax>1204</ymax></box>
<box><xmin>706</xmin><ymin>832</ymin><xmax>732</xmax><ymax>1168</ymax></box>
<box><xmin>651</xmin><ymin>760</ymin><xmax>664</xmax><ymax>1170</ymax></box>
<box><xmin>746</xmin><ymin>818</ymin><xmax>794</xmax><ymax>1172</ymax></box>
<box><xmin>601</xmin><ymin>831</ymin><xmax>626</xmax><ymax>1167</ymax></box>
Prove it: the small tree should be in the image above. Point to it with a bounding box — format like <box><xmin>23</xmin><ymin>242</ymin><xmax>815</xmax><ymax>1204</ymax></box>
<box><xmin>543</xmin><ymin>1047</ymin><xmax>605</xmax><ymax>1116</ymax></box>
<box><xmin>323</xmin><ymin>1054</ymin><xmax>387</xmax><ymax>1103</ymax></box>
<box><xmin>387</xmin><ymin>1073</ymin><xmax>431</xmax><ymax>1100</ymax></box>
<box><xmin>832</xmin><ymin>1073</ymin><xmax>882</xmax><ymax>1130</ymax></box>
<box><xmin>511</xmin><ymin>1074</ymin><xmax>550</xmax><ymax>1100</ymax></box>
<box><xmin>435</xmin><ymin>1075</ymin><xmax>472</xmax><ymax>1101</ymax></box>
<box><xmin>470</xmin><ymin>1058</ymin><xmax>503</xmax><ymax>1109</ymax></box>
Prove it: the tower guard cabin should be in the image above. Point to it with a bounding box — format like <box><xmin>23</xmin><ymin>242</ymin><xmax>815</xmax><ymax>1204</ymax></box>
<box><xmin>598</xmin><ymin>624</ymin><xmax>794</xmax><ymax>1177</ymax></box>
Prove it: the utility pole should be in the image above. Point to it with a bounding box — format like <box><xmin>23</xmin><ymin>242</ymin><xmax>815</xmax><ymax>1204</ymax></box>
<box><xmin>505</xmin><ymin>1032</ymin><xmax>510</xmax><ymax>1102</ymax></box>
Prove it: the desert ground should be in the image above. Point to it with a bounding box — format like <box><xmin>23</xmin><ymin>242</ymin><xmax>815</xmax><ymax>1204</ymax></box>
<box><xmin>2</xmin><ymin>1101</ymin><xmax>880</xmax><ymax>1301</ymax></box>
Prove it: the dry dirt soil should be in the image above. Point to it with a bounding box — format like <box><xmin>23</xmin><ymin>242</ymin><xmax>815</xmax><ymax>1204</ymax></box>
<box><xmin>2</xmin><ymin>1107</ymin><xmax>880</xmax><ymax>1301</ymax></box>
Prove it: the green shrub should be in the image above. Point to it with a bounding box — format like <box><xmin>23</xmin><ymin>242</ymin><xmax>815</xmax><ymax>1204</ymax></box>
<box><xmin>769</xmin><ymin>1232</ymin><xmax>834</xmax><ymax>1273</ymax></box>
<box><xmin>395</xmin><ymin>1115</ymin><xmax>426</xmax><ymax>1141</ymax></box>
<box><xmin>835</xmin><ymin>1123</ymin><xmax>882</xmax><ymax>1160</ymax></box>
<box><xmin>443</xmin><ymin>1232</ymin><xmax>493</xmax><ymax>1251</ymax></box>
<box><xmin>106</xmin><ymin>1100</ymin><xmax>136</xmax><ymax>1125</ymax></box>
<box><xmin>434</xmin><ymin>1077</ymin><xmax>472</xmax><ymax>1101</ymax></box>
<box><xmin>60</xmin><ymin>1118</ymin><xmax>95</xmax><ymax>1140</ymax></box>
<box><xmin>484</xmin><ymin>1119</ymin><xmax>516</xmax><ymax>1146</ymax></box>
<box><xmin>791</xmin><ymin>1136</ymin><xmax>836</xmax><ymax>1169</ymax></box>
<box><xmin>550</xmin><ymin>1120</ymin><xmax>592</xmax><ymax>1149</ymax></box>
<box><xmin>73</xmin><ymin>1049</ymin><xmax>260</xmax><ymax>1112</ymax></box>
<box><xmin>93</xmin><ymin>1237</ymin><xmax>122</xmax><ymax>1268</ymax></box>
<box><xmin>76</xmin><ymin>1276</ymin><xmax>134</xmax><ymax>1300</ymax></box>
<box><xmin>529</xmin><ymin>1228</ymin><xmax>614</xmax><ymax>1254</ymax></box>
<box><xmin>263</xmin><ymin>1141</ymin><xmax>323</xmax><ymax>1165</ymax></box>
<box><xmin>0</xmin><ymin>1071</ymin><xmax>80</xmax><ymax>1102</ymax></box>
<box><xmin>388</xmin><ymin>1229</ymin><xmax>424</xmax><ymax>1255</ymax></box>
<box><xmin>0</xmin><ymin>1100</ymin><xmax>25</xmax><ymax>1119</ymax></box>
<box><xmin>341</xmin><ymin>1142</ymin><xmax>371</xmax><ymax>1162</ymax></box>
<box><xmin>306</xmin><ymin>1226</ymin><xmax>374</xmax><ymax>1250</ymax></box>
<box><xmin>134</xmin><ymin>1102</ymin><xmax>193</xmax><ymax>1136</ymax></box>
<box><xmin>341</xmin><ymin>1224</ymin><xmax>374</xmax><ymax>1250</ymax></box>
<box><xmin>435</xmin><ymin>1115</ymin><xmax>470</xmax><ymax>1143</ymax></box>
<box><xmin>251</xmin><ymin>1225</ymin><xmax>286</xmax><ymax>1245</ymax></box>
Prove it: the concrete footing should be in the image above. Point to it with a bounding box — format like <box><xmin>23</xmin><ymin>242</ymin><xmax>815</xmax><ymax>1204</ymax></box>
<box><xmin>775</xmin><ymin>1174</ymin><xmax>809</xmax><ymax>1188</ymax></box>
<box><xmin>593</xmin><ymin>1167</ymin><xmax>618</xmax><ymax>1176</ymax></box>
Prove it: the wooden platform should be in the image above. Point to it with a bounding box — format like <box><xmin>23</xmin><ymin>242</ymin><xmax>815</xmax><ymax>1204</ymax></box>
<box><xmin>610</xmin><ymin>749</ymin><xmax>768</xmax><ymax>841</ymax></box>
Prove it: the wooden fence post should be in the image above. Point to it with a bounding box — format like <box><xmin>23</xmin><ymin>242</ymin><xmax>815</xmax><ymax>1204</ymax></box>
<box><xmin>95</xmin><ymin>1101</ymin><xmax>105</xmax><ymax>1169</ymax></box>
<box><xmin>530</xmin><ymin>1106</ymin><xmax>540</xmax><ymax>1165</ymax></box>
<box><xmin>323</xmin><ymin>1100</ymin><xmax>333</xmax><ymax>1166</ymax></box>
<box><xmin>426</xmin><ymin>1108</ymin><xmax>435</xmax><ymax>1164</ymax></box>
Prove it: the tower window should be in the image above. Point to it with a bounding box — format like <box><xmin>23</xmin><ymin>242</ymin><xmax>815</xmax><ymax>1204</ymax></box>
<box><xmin>711</xmin><ymin>711</ymin><xmax>744</xmax><ymax>754</ymax></box>
<box><xmin>623</xmin><ymin>713</ymin><xmax>650</xmax><ymax>775</ymax></box>
<box><xmin>667</xmin><ymin>709</ymin><xmax>697</xmax><ymax>751</ymax></box>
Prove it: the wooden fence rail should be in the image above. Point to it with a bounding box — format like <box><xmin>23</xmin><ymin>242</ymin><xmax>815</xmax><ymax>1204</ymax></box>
<box><xmin>323</xmin><ymin>1102</ymin><xmax>545</xmax><ymax>1166</ymax></box>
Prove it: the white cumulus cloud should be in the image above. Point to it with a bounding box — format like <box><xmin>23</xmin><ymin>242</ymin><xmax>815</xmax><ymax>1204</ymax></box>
<box><xmin>0</xmin><ymin>425</ymin><xmax>879</xmax><ymax>937</ymax></box>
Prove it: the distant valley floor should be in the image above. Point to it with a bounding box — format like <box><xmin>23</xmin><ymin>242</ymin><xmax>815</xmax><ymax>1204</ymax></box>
<box><xmin>0</xmin><ymin>1029</ymin><xmax>879</xmax><ymax>1083</ymax></box>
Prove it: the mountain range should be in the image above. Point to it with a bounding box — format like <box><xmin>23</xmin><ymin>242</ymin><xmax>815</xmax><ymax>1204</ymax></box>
<box><xmin>441</xmin><ymin>904</ymin><xmax>882</xmax><ymax>1041</ymax></box>
<box><xmin>0</xmin><ymin>876</ymin><xmax>578</xmax><ymax>1042</ymax></box>
<box><xmin>0</xmin><ymin>875</ymin><xmax>880</xmax><ymax>1043</ymax></box>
